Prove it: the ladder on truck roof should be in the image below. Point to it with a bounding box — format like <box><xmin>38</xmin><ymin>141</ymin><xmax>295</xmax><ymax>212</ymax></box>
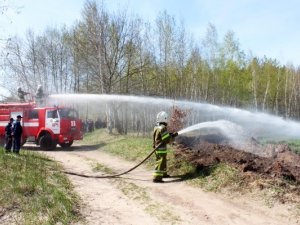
<box><xmin>0</xmin><ymin>102</ymin><xmax>36</xmax><ymax>121</ymax></box>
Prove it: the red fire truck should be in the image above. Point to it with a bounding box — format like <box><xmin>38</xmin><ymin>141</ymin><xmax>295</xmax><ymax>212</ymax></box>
<box><xmin>0</xmin><ymin>102</ymin><xmax>83</xmax><ymax>150</ymax></box>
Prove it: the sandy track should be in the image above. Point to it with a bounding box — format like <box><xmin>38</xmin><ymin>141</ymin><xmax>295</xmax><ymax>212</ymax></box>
<box><xmin>40</xmin><ymin>146</ymin><xmax>298</xmax><ymax>225</ymax></box>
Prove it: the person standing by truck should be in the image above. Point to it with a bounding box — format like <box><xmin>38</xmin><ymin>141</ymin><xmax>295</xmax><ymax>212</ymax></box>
<box><xmin>12</xmin><ymin>115</ymin><xmax>23</xmax><ymax>154</ymax></box>
<box><xmin>4</xmin><ymin>118</ymin><xmax>14</xmax><ymax>152</ymax></box>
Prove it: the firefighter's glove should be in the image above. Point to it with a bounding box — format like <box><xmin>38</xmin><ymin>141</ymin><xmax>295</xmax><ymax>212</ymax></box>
<box><xmin>171</xmin><ymin>132</ymin><xmax>178</xmax><ymax>138</ymax></box>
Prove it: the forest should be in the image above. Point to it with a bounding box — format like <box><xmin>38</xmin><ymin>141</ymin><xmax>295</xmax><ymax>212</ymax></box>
<box><xmin>2</xmin><ymin>0</ymin><xmax>300</xmax><ymax>120</ymax></box>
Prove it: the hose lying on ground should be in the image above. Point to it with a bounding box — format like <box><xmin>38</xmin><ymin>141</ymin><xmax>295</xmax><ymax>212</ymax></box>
<box><xmin>62</xmin><ymin>145</ymin><xmax>159</xmax><ymax>179</ymax></box>
<box><xmin>63</xmin><ymin>132</ymin><xmax>178</xmax><ymax>179</ymax></box>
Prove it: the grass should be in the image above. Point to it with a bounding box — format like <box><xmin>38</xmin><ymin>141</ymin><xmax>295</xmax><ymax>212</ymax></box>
<box><xmin>82</xmin><ymin>129</ymin><xmax>155</xmax><ymax>166</ymax></box>
<box><xmin>92</xmin><ymin>162</ymin><xmax>114</xmax><ymax>174</ymax></box>
<box><xmin>0</xmin><ymin>148</ymin><xmax>80</xmax><ymax>225</ymax></box>
<box><xmin>259</xmin><ymin>138</ymin><xmax>300</xmax><ymax>154</ymax></box>
<box><xmin>283</xmin><ymin>139</ymin><xmax>300</xmax><ymax>154</ymax></box>
<box><xmin>185</xmin><ymin>163</ymin><xmax>242</xmax><ymax>192</ymax></box>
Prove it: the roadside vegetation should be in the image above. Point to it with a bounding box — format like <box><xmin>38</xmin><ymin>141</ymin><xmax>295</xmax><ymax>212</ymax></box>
<box><xmin>81</xmin><ymin>129</ymin><xmax>155</xmax><ymax>166</ymax></box>
<box><xmin>0</xmin><ymin>148</ymin><xmax>81</xmax><ymax>225</ymax></box>
<box><xmin>286</xmin><ymin>140</ymin><xmax>300</xmax><ymax>154</ymax></box>
<box><xmin>259</xmin><ymin>138</ymin><xmax>300</xmax><ymax>154</ymax></box>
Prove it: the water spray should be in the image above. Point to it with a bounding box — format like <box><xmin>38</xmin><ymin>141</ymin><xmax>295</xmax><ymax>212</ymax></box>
<box><xmin>48</xmin><ymin>94</ymin><xmax>300</xmax><ymax>140</ymax></box>
<box><xmin>48</xmin><ymin>93</ymin><xmax>300</xmax><ymax>171</ymax></box>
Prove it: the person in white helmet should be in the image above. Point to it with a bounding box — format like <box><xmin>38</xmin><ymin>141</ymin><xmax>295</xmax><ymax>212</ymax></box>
<box><xmin>152</xmin><ymin>111</ymin><xmax>178</xmax><ymax>183</ymax></box>
<box><xmin>35</xmin><ymin>85</ymin><xmax>44</xmax><ymax>105</ymax></box>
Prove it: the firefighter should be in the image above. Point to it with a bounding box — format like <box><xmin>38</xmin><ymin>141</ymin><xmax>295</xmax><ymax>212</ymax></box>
<box><xmin>35</xmin><ymin>85</ymin><xmax>44</xmax><ymax>105</ymax></box>
<box><xmin>12</xmin><ymin>115</ymin><xmax>23</xmax><ymax>154</ymax></box>
<box><xmin>17</xmin><ymin>87</ymin><xmax>29</xmax><ymax>102</ymax></box>
<box><xmin>153</xmin><ymin>111</ymin><xmax>178</xmax><ymax>183</ymax></box>
<box><xmin>4</xmin><ymin>118</ymin><xmax>14</xmax><ymax>152</ymax></box>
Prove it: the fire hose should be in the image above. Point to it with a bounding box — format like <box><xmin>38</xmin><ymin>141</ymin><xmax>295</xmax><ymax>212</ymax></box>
<box><xmin>62</xmin><ymin>132</ymin><xmax>178</xmax><ymax>179</ymax></box>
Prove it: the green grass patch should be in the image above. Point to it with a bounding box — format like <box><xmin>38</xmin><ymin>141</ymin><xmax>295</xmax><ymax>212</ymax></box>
<box><xmin>258</xmin><ymin>138</ymin><xmax>300</xmax><ymax>154</ymax></box>
<box><xmin>186</xmin><ymin>163</ymin><xmax>242</xmax><ymax>192</ymax></box>
<box><xmin>118</xmin><ymin>180</ymin><xmax>150</xmax><ymax>202</ymax></box>
<box><xmin>92</xmin><ymin>162</ymin><xmax>114</xmax><ymax>174</ymax></box>
<box><xmin>167</xmin><ymin>154</ymin><xmax>243</xmax><ymax>192</ymax></box>
<box><xmin>0</xmin><ymin>148</ymin><xmax>80</xmax><ymax>225</ymax></box>
<box><xmin>101</xmin><ymin>135</ymin><xmax>152</xmax><ymax>162</ymax></box>
<box><xmin>283</xmin><ymin>139</ymin><xmax>300</xmax><ymax>154</ymax></box>
<box><xmin>81</xmin><ymin>129</ymin><xmax>124</xmax><ymax>146</ymax></box>
<box><xmin>167</xmin><ymin>151</ymin><xmax>196</xmax><ymax>176</ymax></box>
<box><xmin>81</xmin><ymin>129</ymin><xmax>156</xmax><ymax>166</ymax></box>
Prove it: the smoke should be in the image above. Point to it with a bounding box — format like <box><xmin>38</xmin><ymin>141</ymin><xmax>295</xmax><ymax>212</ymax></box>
<box><xmin>48</xmin><ymin>94</ymin><xmax>300</xmax><ymax>140</ymax></box>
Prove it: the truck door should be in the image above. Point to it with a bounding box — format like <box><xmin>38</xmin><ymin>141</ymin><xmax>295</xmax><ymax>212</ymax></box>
<box><xmin>45</xmin><ymin>109</ymin><xmax>60</xmax><ymax>134</ymax></box>
<box><xmin>24</xmin><ymin>109</ymin><xmax>39</xmax><ymax>139</ymax></box>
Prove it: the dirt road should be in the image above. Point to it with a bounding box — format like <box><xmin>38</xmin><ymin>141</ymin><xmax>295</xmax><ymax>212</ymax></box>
<box><xmin>40</xmin><ymin>146</ymin><xmax>298</xmax><ymax>225</ymax></box>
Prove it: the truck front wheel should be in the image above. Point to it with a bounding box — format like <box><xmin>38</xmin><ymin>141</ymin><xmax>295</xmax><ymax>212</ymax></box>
<box><xmin>39</xmin><ymin>134</ymin><xmax>56</xmax><ymax>150</ymax></box>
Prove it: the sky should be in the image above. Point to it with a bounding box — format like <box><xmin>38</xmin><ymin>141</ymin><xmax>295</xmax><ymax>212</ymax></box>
<box><xmin>1</xmin><ymin>0</ymin><xmax>300</xmax><ymax>65</ymax></box>
<box><xmin>1</xmin><ymin>0</ymin><xmax>300</xmax><ymax>98</ymax></box>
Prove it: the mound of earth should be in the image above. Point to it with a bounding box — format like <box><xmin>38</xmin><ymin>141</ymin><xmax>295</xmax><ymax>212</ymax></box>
<box><xmin>175</xmin><ymin>135</ymin><xmax>300</xmax><ymax>183</ymax></box>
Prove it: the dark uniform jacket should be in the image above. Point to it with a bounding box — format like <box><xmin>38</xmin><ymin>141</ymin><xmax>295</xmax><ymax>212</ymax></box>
<box><xmin>5</xmin><ymin>123</ymin><xmax>13</xmax><ymax>137</ymax></box>
<box><xmin>13</xmin><ymin>121</ymin><xmax>23</xmax><ymax>138</ymax></box>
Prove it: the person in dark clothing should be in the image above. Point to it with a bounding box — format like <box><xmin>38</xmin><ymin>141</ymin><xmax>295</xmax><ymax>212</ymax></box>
<box><xmin>35</xmin><ymin>85</ymin><xmax>44</xmax><ymax>106</ymax></box>
<box><xmin>12</xmin><ymin>115</ymin><xmax>23</xmax><ymax>154</ymax></box>
<box><xmin>17</xmin><ymin>87</ymin><xmax>29</xmax><ymax>102</ymax></box>
<box><xmin>4</xmin><ymin>118</ymin><xmax>14</xmax><ymax>152</ymax></box>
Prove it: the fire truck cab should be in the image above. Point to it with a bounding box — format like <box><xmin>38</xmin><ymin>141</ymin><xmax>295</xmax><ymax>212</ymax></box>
<box><xmin>0</xmin><ymin>102</ymin><xmax>83</xmax><ymax>150</ymax></box>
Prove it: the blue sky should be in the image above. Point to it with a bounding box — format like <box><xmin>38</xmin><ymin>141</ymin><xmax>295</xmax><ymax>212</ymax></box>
<box><xmin>1</xmin><ymin>0</ymin><xmax>300</xmax><ymax>66</ymax></box>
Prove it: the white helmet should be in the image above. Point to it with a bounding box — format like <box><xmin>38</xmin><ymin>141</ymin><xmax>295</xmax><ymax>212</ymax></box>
<box><xmin>156</xmin><ymin>111</ymin><xmax>169</xmax><ymax>123</ymax></box>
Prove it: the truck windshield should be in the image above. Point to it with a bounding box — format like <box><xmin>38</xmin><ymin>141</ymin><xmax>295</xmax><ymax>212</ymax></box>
<box><xmin>58</xmin><ymin>108</ymin><xmax>78</xmax><ymax>119</ymax></box>
<box><xmin>47</xmin><ymin>110</ymin><xmax>58</xmax><ymax>119</ymax></box>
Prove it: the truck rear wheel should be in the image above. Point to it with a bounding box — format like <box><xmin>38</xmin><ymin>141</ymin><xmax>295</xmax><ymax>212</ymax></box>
<box><xmin>39</xmin><ymin>134</ymin><xmax>56</xmax><ymax>150</ymax></box>
<box><xmin>59</xmin><ymin>140</ymin><xmax>73</xmax><ymax>148</ymax></box>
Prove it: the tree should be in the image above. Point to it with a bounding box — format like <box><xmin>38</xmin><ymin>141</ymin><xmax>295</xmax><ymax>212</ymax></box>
<box><xmin>155</xmin><ymin>11</ymin><xmax>176</xmax><ymax>97</ymax></box>
<box><xmin>219</xmin><ymin>31</ymin><xmax>246</xmax><ymax>106</ymax></box>
<box><xmin>201</xmin><ymin>23</ymin><xmax>219</xmax><ymax>102</ymax></box>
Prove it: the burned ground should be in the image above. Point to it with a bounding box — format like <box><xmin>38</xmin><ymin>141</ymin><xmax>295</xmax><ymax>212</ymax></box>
<box><xmin>175</xmin><ymin>135</ymin><xmax>300</xmax><ymax>183</ymax></box>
